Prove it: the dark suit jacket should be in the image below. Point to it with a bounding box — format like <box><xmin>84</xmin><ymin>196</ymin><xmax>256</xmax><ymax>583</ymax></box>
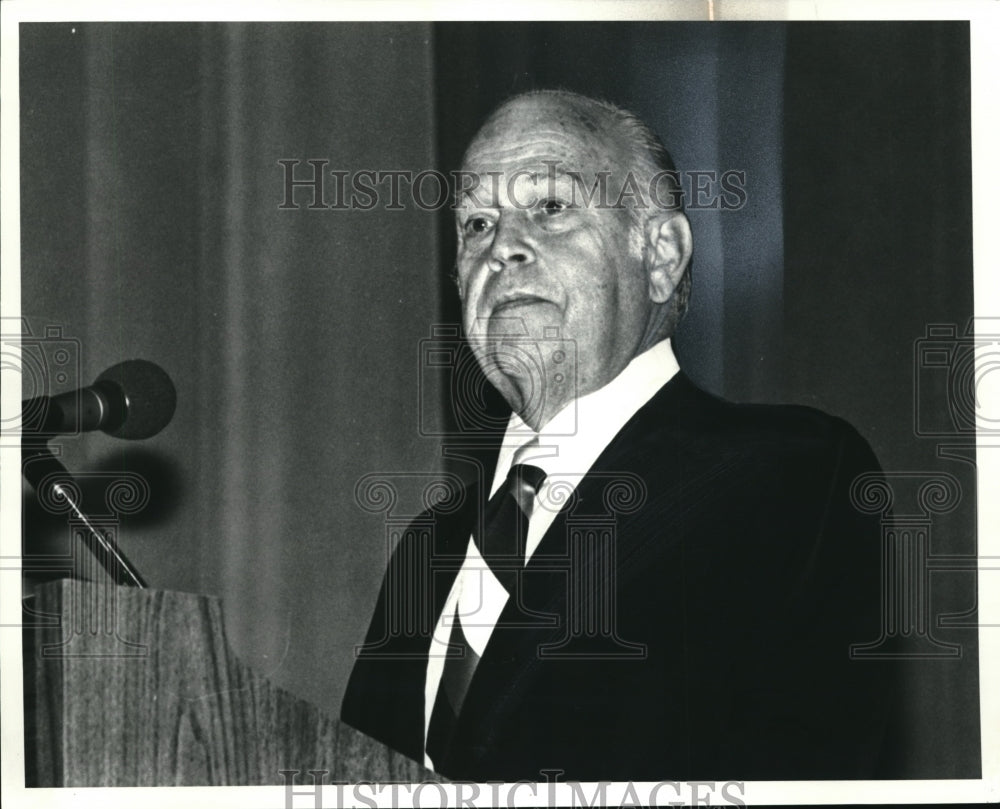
<box><xmin>341</xmin><ymin>373</ymin><xmax>894</xmax><ymax>781</ymax></box>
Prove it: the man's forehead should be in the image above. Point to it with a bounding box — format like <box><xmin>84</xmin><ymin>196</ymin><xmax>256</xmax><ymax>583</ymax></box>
<box><xmin>460</xmin><ymin>96</ymin><xmax>626</xmax><ymax>178</ymax></box>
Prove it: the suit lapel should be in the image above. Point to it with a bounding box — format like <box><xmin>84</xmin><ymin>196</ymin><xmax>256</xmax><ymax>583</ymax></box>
<box><xmin>519</xmin><ymin>371</ymin><xmax>700</xmax><ymax>575</ymax></box>
<box><xmin>450</xmin><ymin>374</ymin><xmax>702</xmax><ymax>745</ymax></box>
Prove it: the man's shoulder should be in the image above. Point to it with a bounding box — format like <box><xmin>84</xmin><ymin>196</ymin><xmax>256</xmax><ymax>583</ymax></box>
<box><xmin>630</xmin><ymin>372</ymin><xmax>877</xmax><ymax>465</ymax></box>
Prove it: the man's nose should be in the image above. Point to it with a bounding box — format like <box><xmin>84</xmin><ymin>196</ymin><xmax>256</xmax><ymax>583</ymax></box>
<box><xmin>487</xmin><ymin>214</ymin><xmax>535</xmax><ymax>272</ymax></box>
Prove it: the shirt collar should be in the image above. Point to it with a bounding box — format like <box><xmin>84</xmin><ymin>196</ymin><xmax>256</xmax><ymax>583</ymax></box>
<box><xmin>490</xmin><ymin>339</ymin><xmax>680</xmax><ymax>495</ymax></box>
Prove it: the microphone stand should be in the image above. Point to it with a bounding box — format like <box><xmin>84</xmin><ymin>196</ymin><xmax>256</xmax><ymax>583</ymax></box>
<box><xmin>22</xmin><ymin>440</ymin><xmax>147</xmax><ymax>588</ymax></box>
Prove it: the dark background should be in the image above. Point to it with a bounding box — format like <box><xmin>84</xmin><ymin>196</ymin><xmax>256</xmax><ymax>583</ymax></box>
<box><xmin>20</xmin><ymin>21</ymin><xmax>979</xmax><ymax>777</ymax></box>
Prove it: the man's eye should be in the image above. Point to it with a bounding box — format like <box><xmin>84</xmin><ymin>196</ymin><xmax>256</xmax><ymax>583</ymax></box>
<box><xmin>463</xmin><ymin>216</ymin><xmax>493</xmax><ymax>235</ymax></box>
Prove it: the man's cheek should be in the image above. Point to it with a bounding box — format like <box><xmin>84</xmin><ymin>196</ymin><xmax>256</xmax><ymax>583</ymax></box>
<box><xmin>468</xmin><ymin>272</ymin><xmax>497</xmax><ymax>314</ymax></box>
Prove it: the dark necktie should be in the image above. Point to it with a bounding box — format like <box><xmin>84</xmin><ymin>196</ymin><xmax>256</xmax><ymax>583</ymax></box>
<box><xmin>475</xmin><ymin>462</ymin><xmax>547</xmax><ymax>594</ymax></box>
<box><xmin>425</xmin><ymin>460</ymin><xmax>547</xmax><ymax>769</ymax></box>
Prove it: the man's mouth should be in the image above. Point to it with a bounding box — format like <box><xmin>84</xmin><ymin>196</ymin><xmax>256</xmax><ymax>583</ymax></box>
<box><xmin>491</xmin><ymin>295</ymin><xmax>550</xmax><ymax>314</ymax></box>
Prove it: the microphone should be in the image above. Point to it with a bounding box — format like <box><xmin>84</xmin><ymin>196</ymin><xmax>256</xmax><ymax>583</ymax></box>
<box><xmin>21</xmin><ymin>359</ymin><xmax>177</xmax><ymax>440</ymax></box>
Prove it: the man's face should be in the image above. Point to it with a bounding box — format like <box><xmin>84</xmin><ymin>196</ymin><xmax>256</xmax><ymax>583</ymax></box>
<box><xmin>455</xmin><ymin>96</ymin><xmax>655</xmax><ymax>425</ymax></box>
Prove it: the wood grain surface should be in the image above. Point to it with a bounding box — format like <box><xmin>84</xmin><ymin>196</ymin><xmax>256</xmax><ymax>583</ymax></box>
<box><xmin>23</xmin><ymin>579</ymin><xmax>435</xmax><ymax>786</ymax></box>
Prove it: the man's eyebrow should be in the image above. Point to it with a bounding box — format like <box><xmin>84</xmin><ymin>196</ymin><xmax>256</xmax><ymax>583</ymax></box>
<box><xmin>456</xmin><ymin>180</ymin><xmax>501</xmax><ymax>208</ymax></box>
<box><xmin>456</xmin><ymin>189</ymin><xmax>497</xmax><ymax>207</ymax></box>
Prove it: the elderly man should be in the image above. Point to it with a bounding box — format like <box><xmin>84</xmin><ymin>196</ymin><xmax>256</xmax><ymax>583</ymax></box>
<box><xmin>342</xmin><ymin>90</ymin><xmax>892</xmax><ymax>781</ymax></box>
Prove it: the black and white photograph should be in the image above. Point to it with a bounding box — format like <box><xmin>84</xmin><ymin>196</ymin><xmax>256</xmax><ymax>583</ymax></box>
<box><xmin>3</xmin><ymin>1</ymin><xmax>997</xmax><ymax>806</ymax></box>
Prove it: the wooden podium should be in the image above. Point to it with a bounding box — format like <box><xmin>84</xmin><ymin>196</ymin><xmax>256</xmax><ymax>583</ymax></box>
<box><xmin>22</xmin><ymin>579</ymin><xmax>434</xmax><ymax>786</ymax></box>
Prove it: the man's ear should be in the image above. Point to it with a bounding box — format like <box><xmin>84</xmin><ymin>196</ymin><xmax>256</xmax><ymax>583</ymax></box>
<box><xmin>644</xmin><ymin>212</ymin><xmax>693</xmax><ymax>304</ymax></box>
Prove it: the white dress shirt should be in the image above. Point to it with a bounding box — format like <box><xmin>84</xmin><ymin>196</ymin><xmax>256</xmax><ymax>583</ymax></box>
<box><xmin>423</xmin><ymin>338</ymin><xmax>681</xmax><ymax>768</ymax></box>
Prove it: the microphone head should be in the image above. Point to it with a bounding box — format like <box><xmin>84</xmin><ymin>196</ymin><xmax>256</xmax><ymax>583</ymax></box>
<box><xmin>94</xmin><ymin>359</ymin><xmax>177</xmax><ymax>440</ymax></box>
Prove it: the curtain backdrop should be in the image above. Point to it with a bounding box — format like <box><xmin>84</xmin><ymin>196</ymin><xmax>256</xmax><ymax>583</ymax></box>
<box><xmin>21</xmin><ymin>21</ymin><xmax>977</xmax><ymax>779</ymax></box>
<box><xmin>782</xmin><ymin>23</ymin><xmax>977</xmax><ymax>777</ymax></box>
<box><xmin>21</xmin><ymin>21</ymin><xmax>443</xmax><ymax>717</ymax></box>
